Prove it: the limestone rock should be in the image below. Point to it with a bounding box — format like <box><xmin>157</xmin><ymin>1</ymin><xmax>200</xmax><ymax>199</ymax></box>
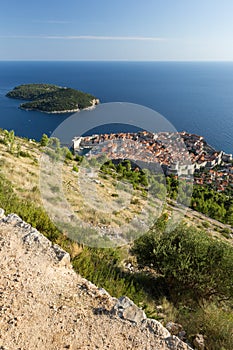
<box><xmin>52</xmin><ymin>244</ymin><xmax>71</xmax><ymax>267</ymax></box>
<box><xmin>146</xmin><ymin>318</ymin><xmax>171</xmax><ymax>338</ymax></box>
<box><xmin>193</xmin><ymin>334</ymin><xmax>205</xmax><ymax>350</ymax></box>
<box><xmin>1</xmin><ymin>213</ymin><xmax>71</xmax><ymax>267</ymax></box>
<box><xmin>0</xmin><ymin>208</ymin><xmax>4</xmax><ymax>219</ymax></box>
<box><xmin>178</xmin><ymin>330</ymin><xmax>187</xmax><ymax>341</ymax></box>
<box><xmin>2</xmin><ymin>212</ymin><xmax>21</xmax><ymax>224</ymax></box>
<box><xmin>166</xmin><ymin>321</ymin><xmax>183</xmax><ymax>335</ymax></box>
<box><xmin>165</xmin><ymin>335</ymin><xmax>193</xmax><ymax>350</ymax></box>
<box><xmin>112</xmin><ymin>296</ymin><xmax>146</xmax><ymax>324</ymax></box>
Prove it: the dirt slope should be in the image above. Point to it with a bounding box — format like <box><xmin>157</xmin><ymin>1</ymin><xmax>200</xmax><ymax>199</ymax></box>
<box><xmin>0</xmin><ymin>212</ymin><xmax>192</xmax><ymax>350</ymax></box>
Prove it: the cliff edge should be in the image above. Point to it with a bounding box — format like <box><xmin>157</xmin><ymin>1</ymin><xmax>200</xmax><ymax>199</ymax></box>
<box><xmin>0</xmin><ymin>209</ymin><xmax>192</xmax><ymax>350</ymax></box>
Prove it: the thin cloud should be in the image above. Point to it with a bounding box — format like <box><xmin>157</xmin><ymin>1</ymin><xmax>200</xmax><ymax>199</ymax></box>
<box><xmin>46</xmin><ymin>35</ymin><xmax>165</xmax><ymax>41</ymax></box>
<box><xmin>32</xmin><ymin>20</ymin><xmax>72</xmax><ymax>24</ymax></box>
<box><xmin>0</xmin><ymin>35</ymin><xmax>166</xmax><ymax>41</ymax></box>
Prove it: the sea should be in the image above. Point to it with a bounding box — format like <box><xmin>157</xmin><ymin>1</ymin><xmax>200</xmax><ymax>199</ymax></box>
<box><xmin>0</xmin><ymin>61</ymin><xmax>233</xmax><ymax>154</ymax></box>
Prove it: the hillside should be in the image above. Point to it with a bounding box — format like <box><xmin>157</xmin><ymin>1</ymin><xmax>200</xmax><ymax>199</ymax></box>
<box><xmin>0</xmin><ymin>210</ymin><xmax>192</xmax><ymax>350</ymax></box>
<box><xmin>0</xmin><ymin>129</ymin><xmax>231</xmax><ymax>245</ymax></box>
<box><xmin>6</xmin><ymin>84</ymin><xmax>99</xmax><ymax>113</ymax></box>
<box><xmin>0</xmin><ymin>129</ymin><xmax>232</xmax><ymax>349</ymax></box>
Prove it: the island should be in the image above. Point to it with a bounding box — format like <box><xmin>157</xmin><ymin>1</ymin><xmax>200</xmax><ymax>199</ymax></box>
<box><xmin>6</xmin><ymin>83</ymin><xmax>99</xmax><ymax>113</ymax></box>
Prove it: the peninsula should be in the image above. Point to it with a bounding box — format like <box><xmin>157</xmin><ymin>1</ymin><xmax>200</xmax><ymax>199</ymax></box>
<box><xmin>6</xmin><ymin>83</ymin><xmax>99</xmax><ymax>113</ymax></box>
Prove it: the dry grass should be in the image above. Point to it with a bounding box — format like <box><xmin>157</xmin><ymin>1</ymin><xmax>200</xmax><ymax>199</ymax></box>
<box><xmin>0</xmin><ymin>129</ymin><xmax>232</xmax><ymax>246</ymax></box>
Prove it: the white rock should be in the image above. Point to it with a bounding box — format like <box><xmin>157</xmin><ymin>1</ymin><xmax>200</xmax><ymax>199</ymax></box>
<box><xmin>112</xmin><ymin>296</ymin><xmax>146</xmax><ymax>324</ymax></box>
<box><xmin>0</xmin><ymin>208</ymin><xmax>5</xmax><ymax>219</ymax></box>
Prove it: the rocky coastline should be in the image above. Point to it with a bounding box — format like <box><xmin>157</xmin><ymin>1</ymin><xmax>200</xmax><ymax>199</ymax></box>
<box><xmin>20</xmin><ymin>98</ymin><xmax>100</xmax><ymax>114</ymax></box>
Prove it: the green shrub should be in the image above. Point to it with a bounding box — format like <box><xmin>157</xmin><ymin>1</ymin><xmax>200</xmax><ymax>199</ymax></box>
<box><xmin>75</xmin><ymin>155</ymin><xmax>84</xmax><ymax>164</ymax></box>
<box><xmin>62</xmin><ymin>147</ymin><xmax>73</xmax><ymax>160</ymax></box>
<box><xmin>132</xmin><ymin>223</ymin><xmax>233</xmax><ymax>302</ymax></box>
<box><xmin>0</xmin><ymin>174</ymin><xmax>60</xmax><ymax>242</ymax></box>
<box><xmin>18</xmin><ymin>150</ymin><xmax>31</xmax><ymax>158</ymax></box>
<box><xmin>72</xmin><ymin>165</ymin><xmax>79</xmax><ymax>172</ymax></box>
<box><xmin>40</xmin><ymin>133</ymin><xmax>49</xmax><ymax>147</ymax></box>
<box><xmin>202</xmin><ymin>221</ymin><xmax>210</xmax><ymax>228</ymax></box>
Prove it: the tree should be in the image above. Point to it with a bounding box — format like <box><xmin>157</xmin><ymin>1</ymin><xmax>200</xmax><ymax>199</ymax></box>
<box><xmin>4</xmin><ymin>130</ymin><xmax>15</xmax><ymax>153</ymax></box>
<box><xmin>48</xmin><ymin>137</ymin><xmax>60</xmax><ymax>149</ymax></box>
<box><xmin>123</xmin><ymin>159</ymin><xmax>131</xmax><ymax>172</ymax></box>
<box><xmin>132</xmin><ymin>223</ymin><xmax>233</xmax><ymax>302</ymax></box>
<box><xmin>62</xmin><ymin>147</ymin><xmax>73</xmax><ymax>160</ymax></box>
<box><xmin>40</xmin><ymin>133</ymin><xmax>49</xmax><ymax>147</ymax></box>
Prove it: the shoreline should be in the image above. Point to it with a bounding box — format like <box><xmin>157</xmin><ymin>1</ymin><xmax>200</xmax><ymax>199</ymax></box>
<box><xmin>20</xmin><ymin>99</ymin><xmax>100</xmax><ymax>115</ymax></box>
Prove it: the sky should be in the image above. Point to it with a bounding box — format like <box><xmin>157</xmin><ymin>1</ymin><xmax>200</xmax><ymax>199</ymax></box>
<box><xmin>1</xmin><ymin>0</ymin><xmax>233</xmax><ymax>61</ymax></box>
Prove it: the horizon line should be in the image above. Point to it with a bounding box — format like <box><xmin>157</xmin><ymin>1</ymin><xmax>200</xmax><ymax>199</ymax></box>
<box><xmin>1</xmin><ymin>59</ymin><xmax>233</xmax><ymax>62</ymax></box>
<box><xmin>0</xmin><ymin>35</ymin><xmax>165</xmax><ymax>41</ymax></box>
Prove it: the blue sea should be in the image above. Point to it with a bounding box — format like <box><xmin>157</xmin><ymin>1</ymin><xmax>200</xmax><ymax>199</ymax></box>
<box><xmin>0</xmin><ymin>61</ymin><xmax>233</xmax><ymax>153</ymax></box>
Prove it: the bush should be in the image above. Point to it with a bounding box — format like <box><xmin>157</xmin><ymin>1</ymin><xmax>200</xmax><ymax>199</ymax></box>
<box><xmin>40</xmin><ymin>133</ymin><xmax>49</xmax><ymax>147</ymax></box>
<box><xmin>75</xmin><ymin>155</ymin><xmax>83</xmax><ymax>164</ymax></box>
<box><xmin>62</xmin><ymin>147</ymin><xmax>73</xmax><ymax>160</ymax></box>
<box><xmin>18</xmin><ymin>150</ymin><xmax>31</xmax><ymax>158</ymax></box>
<box><xmin>72</xmin><ymin>165</ymin><xmax>79</xmax><ymax>172</ymax></box>
<box><xmin>202</xmin><ymin>221</ymin><xmax>210</xmax><ymax>228</ymax></box>
<box><xmin>132</xmin><ymin>223</ymin><xmax>233</xmax><ymax>302</ymax></box>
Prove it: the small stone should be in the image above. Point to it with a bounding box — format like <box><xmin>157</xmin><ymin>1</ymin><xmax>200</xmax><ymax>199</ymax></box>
<box><xmin>112</xmin><ymin>296</ymin><xmax>146</xmax><ymax>324</ymax></box>
<box><xmin>178</xmin><ymin>330</ymin><xmax>187</xmax><ymax>340</ymax></box>
<box><xmin>156</xmin><ymin>305</ymin><xmax>163</xmax><ymax>312</ymax></box>
<box><xmin>193</xmin><ymin>334</ymin><xmax>205</xmax><ymax>350</ymax></box>
<box><xmin>166</xmin><ymin>321</ymin><xmax>183</xmax><ymax>335</ymax></box>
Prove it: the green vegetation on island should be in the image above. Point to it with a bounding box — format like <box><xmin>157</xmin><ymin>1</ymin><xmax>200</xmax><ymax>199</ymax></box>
<box><xmin>6</xmin><ymin>83</ymin><xmax>99</xmax><ymax>113</ymax></box>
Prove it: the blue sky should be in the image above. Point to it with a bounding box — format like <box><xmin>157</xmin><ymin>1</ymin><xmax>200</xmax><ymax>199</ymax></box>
<box><xmin>1</xmin><ymin>0</ymin><xmax>233</xmax><ymax>60</ymax></box>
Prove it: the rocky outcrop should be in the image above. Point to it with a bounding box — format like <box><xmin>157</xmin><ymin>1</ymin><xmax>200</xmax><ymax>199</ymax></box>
<box><xmin>112</xmin><ymin>296</ymin><xmax>192</xmax><ymax>350</ymax></box>
<box><xmin>1</xmin><ymin>211</ymin><xmax>71</xmax><ymax>267</ymax></box>
<box><xmin>0</xmin><ymin>210</ymin><xmax>193</xmax><ymax>350</ymax></box>
<box><xmin>91</xmin><ymin>98</ymin><xmax>100</xmax><ymax>106</ymax></box>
